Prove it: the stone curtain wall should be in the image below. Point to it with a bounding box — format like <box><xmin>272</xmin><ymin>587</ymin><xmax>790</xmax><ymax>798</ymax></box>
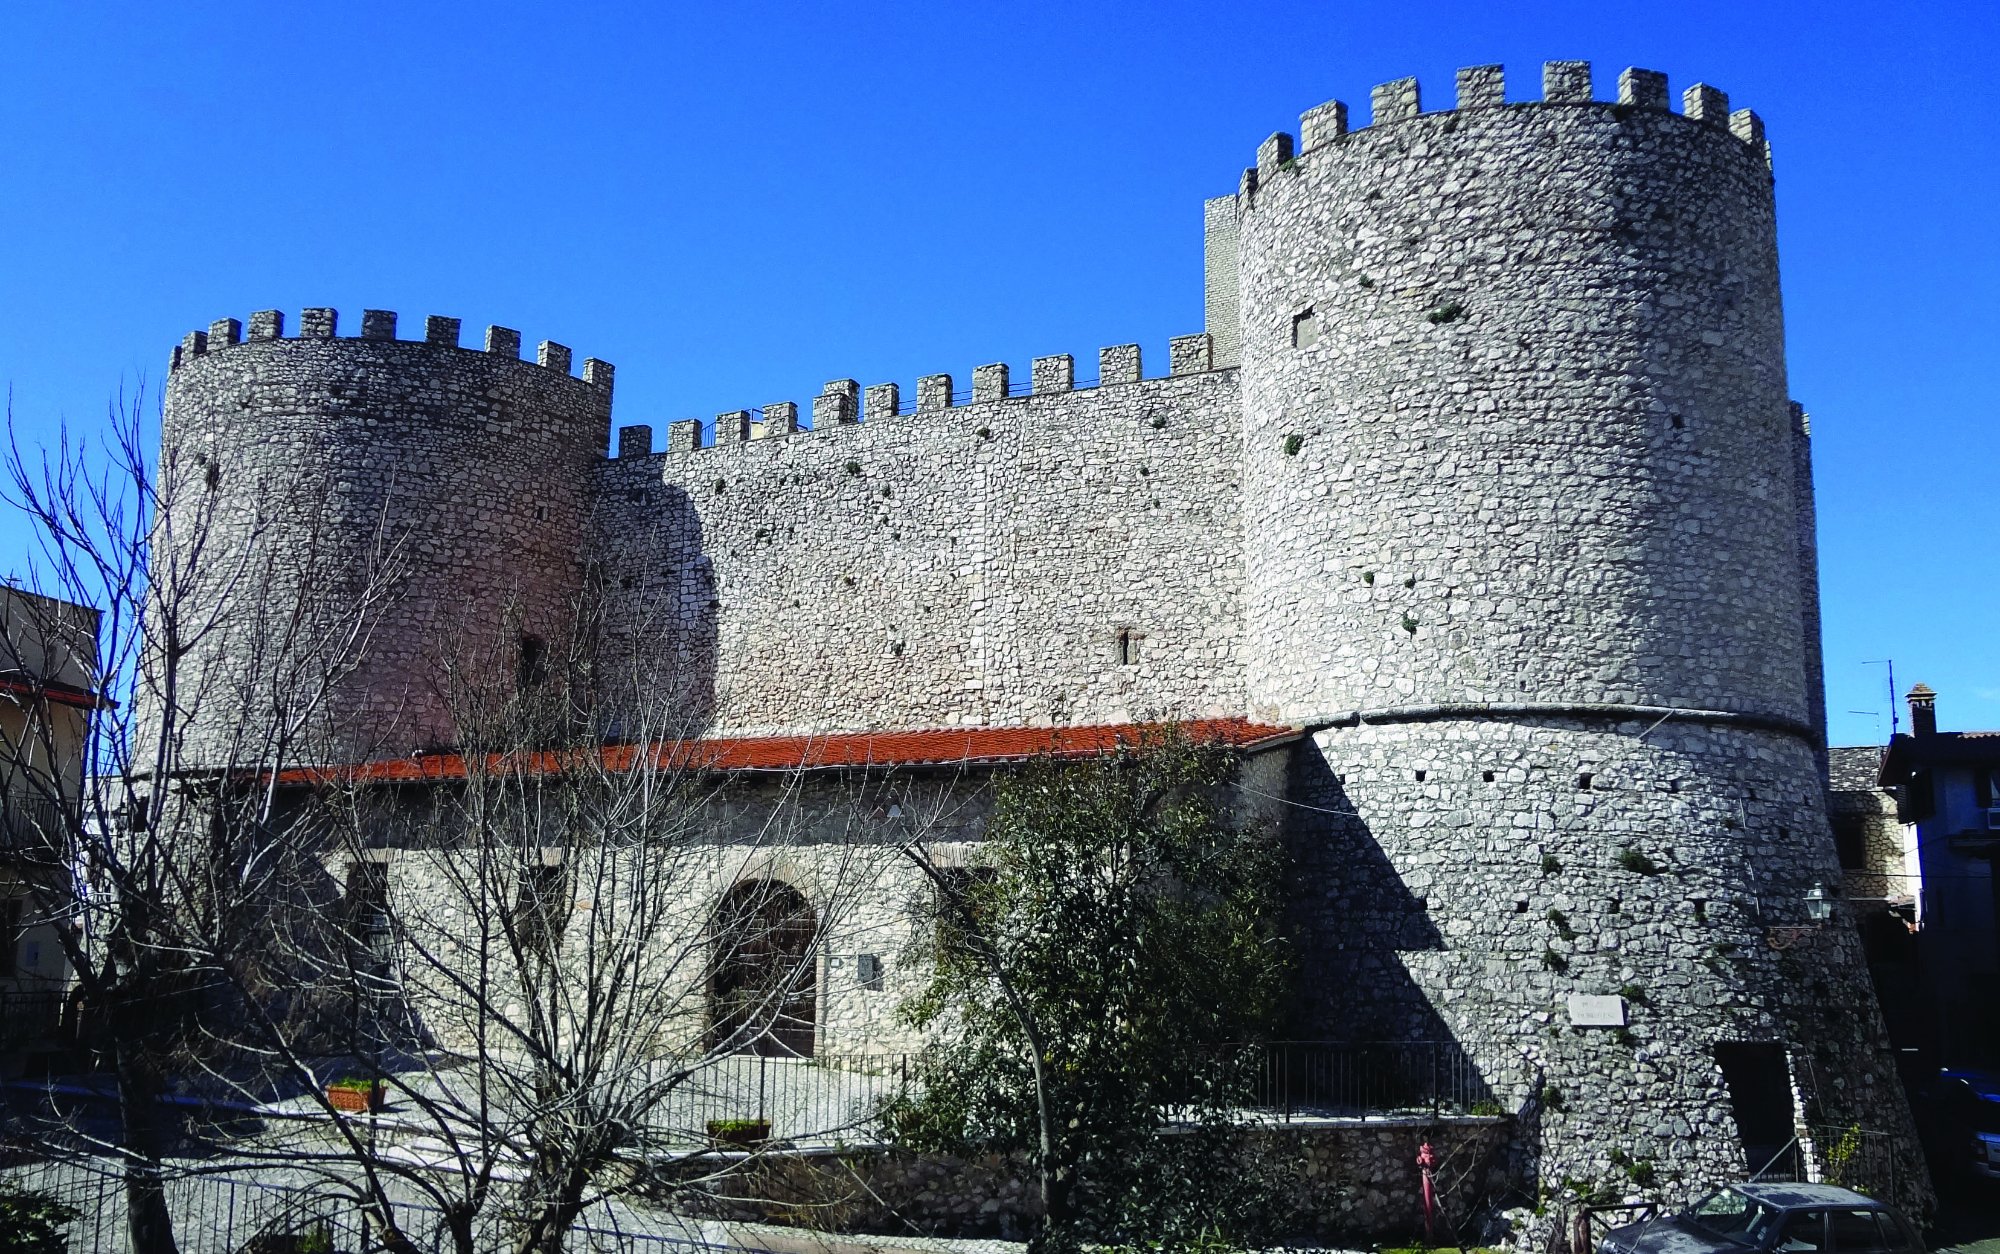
<box><xmin>160</xmin><ymin>313</ymin><xmax>612</xmax><ymax>762</ymax></box>
<box><xmin>594</xmin><ymin>360</ymin><xmax>1244</xmax><ymax>738</ymax></box>
<box><xmin>1232</xmin><ymin>65</ymin><xmax>1805</xmax><ymax>726</ymax></box>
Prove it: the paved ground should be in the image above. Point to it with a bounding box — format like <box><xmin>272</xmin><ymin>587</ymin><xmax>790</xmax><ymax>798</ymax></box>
<box><xmin>1932</xmin><ymin>1182</ymin><xmax>2000</xmax><ymax>1254</ymax></box>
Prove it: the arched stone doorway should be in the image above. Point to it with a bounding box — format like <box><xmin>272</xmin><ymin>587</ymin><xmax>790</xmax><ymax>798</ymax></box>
<box><xmin>709</xmin><ymin>879</ymin><xmax>817</xmax><ymax>1057</ymax></box>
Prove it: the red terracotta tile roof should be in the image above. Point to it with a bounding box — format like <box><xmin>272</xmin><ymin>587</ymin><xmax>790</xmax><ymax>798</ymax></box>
<box><xmin>277</xmin><ymin>717</ymin><xmax>1300</xmax><ymax>786</ymax></box>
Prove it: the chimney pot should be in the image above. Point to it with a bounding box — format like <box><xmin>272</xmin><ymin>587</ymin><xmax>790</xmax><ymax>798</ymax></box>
<box><xmin>1907</xmin><ymin>683</ymin><xmax>1937</xmax><ymax>737</ymax></box>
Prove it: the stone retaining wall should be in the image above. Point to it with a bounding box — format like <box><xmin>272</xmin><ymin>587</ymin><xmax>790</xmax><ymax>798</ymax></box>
<box><xmin>651</xmin><ymin>1117</ymin><xmax>1513</xmax><ymax>1244</ymax></box>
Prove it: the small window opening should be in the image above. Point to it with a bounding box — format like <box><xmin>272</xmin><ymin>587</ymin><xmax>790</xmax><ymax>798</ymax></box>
<box><xmin>1291</xmin><ymin>307</ymin><xmax>1319</xmax><ymax>349</ymax></box>
<box><xmin>518</xmin><ymin>633</ymin><xmax>548</xmax><ymax>690</ymax></box>
<box><xmin>1482</xmin><ymin>770</ymin><xmax>1496</xmax><ymax>783</ymax></box>
<box><xmin>1670</xmin><ymin>415</ymin><xmax>1685</xmax><ymax>430</ymax></box>
<box><xmin>1414</xmin><ymin>770</ymin><xmax>1426</xmax><ymax>782</ymax></box>
<box><xmin>1114</xmin><ymin>628</ymin><xmax>1140</xmax><ymax>667</ymax></box>
<box><xmin>855</xmin><ymin>953</ymin><xmax>884</xmax><ymax>990</ymax></box>
<box><xmin>1831</xmin><ymin>816</ymin><xmax>1866</xmax><ymax>871</ymax></box>
<box><xmin>344</xmin><ymin>861</ymin><xmax>389</xmax><ymax>912</ymax></box>
<box><xmin>533</xmin><ymin>502</ymin><xmax>550</xmax><ymax>521</ymax></box>
<box><xmin>1577</xmin><ymin>772</ymin><xmax>1594</xmax><ymax>791</ymax></box>
<box><xmin>1514</xmin><ymin>900</ymin><xmax>1528</xmax><ymax>914</ymax></box>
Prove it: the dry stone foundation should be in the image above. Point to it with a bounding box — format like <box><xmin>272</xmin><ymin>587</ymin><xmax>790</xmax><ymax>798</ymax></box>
<box><xmin>152</xmin><ymin>59</ymin><xmax>1930</xmax><ymax>1227</ymax></box>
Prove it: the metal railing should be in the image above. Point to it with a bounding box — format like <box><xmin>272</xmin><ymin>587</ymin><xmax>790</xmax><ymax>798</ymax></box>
<box><xmin>1750</xmin><ymin>1123</ymin><xmax>1906</xmax><ymax>1200</ymax></box>
<box><xmin>0</xmin><ymin>990</ymin><xmax>66</xmax><ymax>1051</ymax></box>
<box><xmin>0</xmin><ymin>1160</ymin><xmax>752</xmax><ymax>1253</ymax></box>
<box><xmin>0</xmin><ymin>792</ymin><xmax>69</xmax><ymax>852</ymax></box>
<box><xmin>1241</xmin><ymin>1041</ymin><xmax>1492</xmax><ymax>1119</ymax></box>
<box><xmin>638</xmin><ymin>1051</ymin><xmax>909</xmax><ymax>1145</ymax></box>
<box><xmin>639</xmin><ymin>1041</ymin><xmax>1492</xmax><ymax>1143</ymax></box>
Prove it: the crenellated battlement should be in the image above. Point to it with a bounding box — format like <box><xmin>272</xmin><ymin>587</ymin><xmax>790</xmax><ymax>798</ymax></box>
<box><xmin>1241</xmin><ymin>61</ymin><xmax>1770</xmax><ymax>195</ymax></box>
<box><xmin>626</xmin><ymin>333</ymin><xmax>1219</xmax><ymax>458</ymax></box>
<box><xmin>167</xmin><ymin>307</ymin><xmax>614</xmax><ymax>394</ymax></box>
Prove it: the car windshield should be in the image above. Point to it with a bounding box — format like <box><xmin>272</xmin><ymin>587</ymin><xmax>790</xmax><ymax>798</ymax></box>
<box><xmin>1686</xmin><ymin>1189</ymin><xmax>1778</xmax><ymax>1244</ymax></box>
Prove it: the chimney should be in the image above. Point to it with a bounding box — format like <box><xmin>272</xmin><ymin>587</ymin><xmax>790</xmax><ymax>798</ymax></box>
<box><xmin>1907</xmin><ymin>684</ymin><xmax>1937</xmax><ymax>737</ymax></box>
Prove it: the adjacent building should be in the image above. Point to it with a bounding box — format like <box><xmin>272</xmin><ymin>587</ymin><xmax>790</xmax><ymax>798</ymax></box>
<box><xmin>0</xmin><ymin>585</ymin><xmax>99</xmax><ymax>1058</ymax></box>
<box><xmin>1878</xmin><ymin>685</ymin><xmax>2000</xmax><ymax>1067</ymax></box>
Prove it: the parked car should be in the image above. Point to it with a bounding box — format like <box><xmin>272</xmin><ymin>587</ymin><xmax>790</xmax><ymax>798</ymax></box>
<box><xmin>1597</xmin><ymin>1182</ymin><xmax>1923</xmax><ymax>1254</ymax></box>
<box><xmin>1912</xmin><ymin>1067</ymin><xmax>2000</xmax><ymax>1185</ymax></box>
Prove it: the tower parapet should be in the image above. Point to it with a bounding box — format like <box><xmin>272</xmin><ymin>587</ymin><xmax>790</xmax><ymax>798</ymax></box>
<box><xmin>1230</xmin><ymin>61</ymin><xmax>1794</xmax><ymax>725</ymax></box>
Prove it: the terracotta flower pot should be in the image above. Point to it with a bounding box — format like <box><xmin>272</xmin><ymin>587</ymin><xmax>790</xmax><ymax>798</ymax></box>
<box><xmin>327</xmin><ymin>1081</ymin><xmax>385</xmax><ymax>1113</ymax></box>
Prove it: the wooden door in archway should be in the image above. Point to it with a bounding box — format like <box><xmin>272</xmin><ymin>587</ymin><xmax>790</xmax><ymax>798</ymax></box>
<box><xmin>709</xmin><ymin>879</ymin><xmax>817</xmax><ymax>1057</ymax></box>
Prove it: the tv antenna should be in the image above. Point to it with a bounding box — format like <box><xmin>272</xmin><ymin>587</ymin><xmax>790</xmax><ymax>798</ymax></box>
<box><xmin>1862</xmin><ymin>659</ymin><xmax>1897</xmax><ymax>735</ymax></box>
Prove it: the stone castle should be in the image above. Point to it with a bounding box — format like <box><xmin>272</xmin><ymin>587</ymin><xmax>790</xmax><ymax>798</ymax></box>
<box><xmin>157</xmin><ymin>60</ymin><xmax>1924</xmax><ymax>1215</ymax></box>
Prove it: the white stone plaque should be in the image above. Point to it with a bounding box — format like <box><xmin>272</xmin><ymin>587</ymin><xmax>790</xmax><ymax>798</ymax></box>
<box><xmin>1567</xmin><ymin>994</ymin><xmax>1628</xmax><ymax>1027</ymax></box>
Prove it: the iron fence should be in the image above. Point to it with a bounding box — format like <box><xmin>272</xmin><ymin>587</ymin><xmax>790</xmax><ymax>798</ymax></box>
<box><xmin>1750</xmin><ymin>1122</ymin><xmax>1907</xmax><ymax>1202</ymax></box>
<box><xmin>0</xmin><ymin>1159</ymin><xmax>750</xmax><ymax>1253</ymax></box>
<box><xmin>0</xmin><ymin>990</ymin><xmax>66</xmax><ymax>1051</ymax></box>
<box><xmin>637</xmin><ymin>1050</ymin><xmax>910</xmax><ymax>1145</ymax></box>
<box><xmin>1241</xmin><ymin>1041</ymin><xmax>1491</xmax><ymax>1119</ymax></box>
<box><xmin>639</xmin><ymin>1041</ymin><xmax>1490</xmax><ymax>1143</ymax></box>
<box><xmin>0</xmin><ymin>792</ymin><xmax>69</xmax><ymax>851</ymax></box>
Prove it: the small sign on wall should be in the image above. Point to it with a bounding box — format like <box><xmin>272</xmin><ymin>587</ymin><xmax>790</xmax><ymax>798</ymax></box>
<box><xmin>1567</xmin><ymin>994</ymin><xmax>1628</xmax><ymax>1027</ymax></box>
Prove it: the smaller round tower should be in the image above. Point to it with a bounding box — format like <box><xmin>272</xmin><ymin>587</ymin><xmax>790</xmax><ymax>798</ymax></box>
<box><xmin>159</xmin><ymin>308</ymin><xmax>613</xmax><ymax>764</ymax></box>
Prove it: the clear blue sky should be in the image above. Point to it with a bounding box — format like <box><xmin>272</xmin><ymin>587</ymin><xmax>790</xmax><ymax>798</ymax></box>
<box><xmin>2</xmin><ymin>1</ymin><xmax>1992</xmax><ymax>748</ymax></box>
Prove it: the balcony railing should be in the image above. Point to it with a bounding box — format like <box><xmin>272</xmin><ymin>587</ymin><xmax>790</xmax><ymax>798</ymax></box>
<box><xmin>0</xmin><ymin>991</ymin><xmax>67</xmax><ymax>1051</ymax></box>
<box><xmin>0</xmin><ymin>793</ymin><xmax>72</xmax><ymax>853</ymax></box>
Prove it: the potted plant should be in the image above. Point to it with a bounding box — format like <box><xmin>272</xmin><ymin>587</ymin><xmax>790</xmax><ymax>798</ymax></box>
<box><xmin>705</xmin><ymin>1117</ymin><xmax>770</xmax><ymax>1148</ymax></box>
<box><xmin>325</xmin><ymin>1076</ymin><xmax>386</xmax><ymax>1113</ymax></box>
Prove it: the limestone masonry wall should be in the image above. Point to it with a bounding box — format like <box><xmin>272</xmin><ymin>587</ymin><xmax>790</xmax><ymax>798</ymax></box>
<box><xmin>153</xmin><ymin>57</ymin><xmax>1932</xmax><ymax>1227</ymax></box>
<box><xmin>596</xmin><ymin>358</ymin><xmax>1244</xmax><ymax>737</ymax></box>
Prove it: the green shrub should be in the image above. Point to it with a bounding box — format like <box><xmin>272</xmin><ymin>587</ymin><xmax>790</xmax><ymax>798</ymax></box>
<box><xmin>1427</xmin><ymin>300</ymin><xmax>1467</xmax><ymax>325</ymax></box>
<box><xmin>1282</xmin><ymin>433</ymin><xmax>1304</xmax><ymax>456</ymax></box>
<box><xmin>1615</xmin><ymin>848</ymin><xmax>1663</xmax><ymax>875</ymax></box>
<box><xmin>0</xmin><ymin>1183</ymin><xmax>79</xmax><ymax>1254</ymax></box>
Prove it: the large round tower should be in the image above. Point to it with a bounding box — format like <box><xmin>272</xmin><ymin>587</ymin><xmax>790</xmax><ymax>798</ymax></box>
<box><xmin>1230</xmin><ymin>64</ymin><xmax>1923</xmax><ymax>1208</ymax></box>
<box><xmin>159</xmin><ymin>309</ymin><xmax>612</xmax><ymax>763</ymax></box>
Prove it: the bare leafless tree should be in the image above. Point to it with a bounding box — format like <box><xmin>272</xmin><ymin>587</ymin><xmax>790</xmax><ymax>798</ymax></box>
<box><xmin>155</xmin><ymin>594</ymin><xmax>896</xmax><ymax>1253</ymax></box>
<box><xmin>3</xmin><ymin>389</ymin><xmax>916</xmax><ymax>1254</ymax></box>
<box><xmin>0</xmin><ymin>389</ymin><xmax>404</xmax><ymax>1254</ymax></box>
